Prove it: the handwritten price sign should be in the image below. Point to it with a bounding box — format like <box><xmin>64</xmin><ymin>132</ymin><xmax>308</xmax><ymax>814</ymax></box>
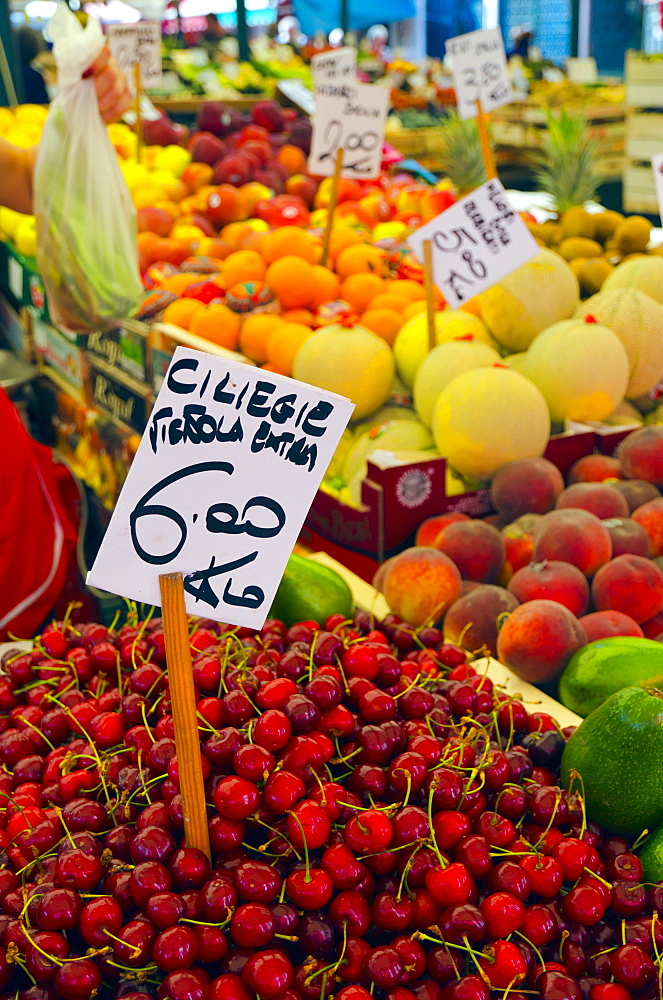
<box><xmin>309</xmin><ymin>82</ymin><xmax>389</xmax><ymax>180</ymax></box>
<box><xmin>107</xmin><ymin>22</ymin><xmax>162</xmax><ymax>90</ymax></box>
<box><xmin>445</xmin><ymin>28</ymin><xmax>512</xmax><ymax>119</ymax></box>
<box><xmin>311</xmin><ymin>47</ymin><xmax>357</xmax><ymax>90</ymax></box>
<box><xmin>407</xmin><ymin>179</ymin><xmax>539</xmax><ymax>308</ymax></box>
<box><xmin>88</xmin><ymin>348</ymin><xmax>354</xmax><ymax>629</ymax></box>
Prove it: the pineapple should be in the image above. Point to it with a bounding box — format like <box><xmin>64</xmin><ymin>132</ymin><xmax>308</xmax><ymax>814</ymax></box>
<box><xmin>533</xmin><ymin>108</ymin><xmax>600</xmax><ymax>213</ymax></box>
<box><xmin>436</xmin><ymin>111</ymin><xmax>490</xmax><ymax>194</ymax></box>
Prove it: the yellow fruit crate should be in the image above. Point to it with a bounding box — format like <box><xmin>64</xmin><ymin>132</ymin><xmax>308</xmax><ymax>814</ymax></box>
<box><xmin>387</xmin><ymin>126</ymin><xmax>444</xmax><ymax>159</ymax></box>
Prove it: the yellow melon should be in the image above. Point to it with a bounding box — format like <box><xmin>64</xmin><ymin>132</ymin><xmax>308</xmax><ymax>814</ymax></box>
<box><xmin>293</xmin><ymin>323</ymin><xmax>395</xmax><ymax>421</ymax></box>
<box><xmin>413</xmin><ymin>339</ymin><xmax>501</xmax><ymax>427</ymax></box>
<box><xmin>392</xmin><ymin>309</ymin><xmax>495</xmax><ymax>389</ymax></box>
<box><xmin>602</xmin><ymin>255</ymin><xmax>663</xmax><ymax>304</ymax></box>
<box><xmin>342</xmin><ymin>419</ymin><xmax>435</xmax><ymax>486</ymax></box>
<box><xmin>478</xmin><ymin>249</ymin><xmax>579</xmax><ymax>352</ymax></box>
<box><xmin>524</xmin><ymin>318</ymin><xmax>629</xmax><ymax>423</ymax></box>
<box><xmin>432</xmin><ymin>367</ymin><xmax>550</xmax><ymax>481</ymax></box>
<box><xmin>576</xmin><ymin>289</ymin><xmax>663</xmax><ymax>399</ymax></box>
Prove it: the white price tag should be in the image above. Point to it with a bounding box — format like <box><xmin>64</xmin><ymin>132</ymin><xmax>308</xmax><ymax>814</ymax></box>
<box><xmin>87</xmin><ymin>349</ymin><xmax>354</xmax><ymax>629</ymax></box>
<box><xmin>311</xmin><ymin>47</ymin><xmax>357</xmax><ymax>90</ymax></box>
<box><xmin>8</xmin><ymin>257</ymin><xmax>23</xmax><ymax>300</ymax></box>
<box><xmin>107</xmin><ymin>22</ymin><xmax>162</xmax><ymax>90</ymax></box>
<box><xmin>308</xmin><ymin>83</ymin><xmax>389</xmax><ymax>180</ymax></box>
<box><xmin>407</xmin><ymin>179</ymin><xmax>539</xmax><ymax>309</ymax></box>
<box><xmin>445</xmin><ymin>28</ymin><xmax>512</xmax><ymax>120</ymax></box>
<box><xmin>653</xmin><ymin>153</ymin><xmax>663</xmax><ymax>224</ymax></box>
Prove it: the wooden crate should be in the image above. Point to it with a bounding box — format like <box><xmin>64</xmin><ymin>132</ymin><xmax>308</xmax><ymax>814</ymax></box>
<box><xmin>623</xmin><ymin>162</ymin><xmax>660</xmax><ymax>214</ymax></box>
<box><xmin>626</xmin><ymin>111</ymin><xmax>663</xmax><ymax>161</ymax></box>
<box><xmin>387</xmin><ymin>126</ymin><xmax>445</xmax><ymax>160</ymax></box>
<box><xmin>625</xmin><ymin>51</ymin><xmax>663</xmax><ymax>109</ymax></box>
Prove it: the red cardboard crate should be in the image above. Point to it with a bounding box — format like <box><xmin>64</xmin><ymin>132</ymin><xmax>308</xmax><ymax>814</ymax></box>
<box><xmin>591</xmin><ymin>422</ymin><xmax>642</xmax><ymax>456</ymax></box>
<box><xmin>302</xmin><ymin>426</ymin><xmax>596</xmax><ymax>583</ymax></box>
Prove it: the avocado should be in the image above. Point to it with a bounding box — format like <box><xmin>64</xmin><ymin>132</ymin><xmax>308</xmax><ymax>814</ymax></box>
<box><xmin>558</xmin><ymin>635</ymin><xmax>663</xmax><ymax>717</ymax></box>
<box><xmin>561</xmin><ymin>686</ymin><xmax>663</xmax><ymax>836</ymax></box>
<box><xmin>269</xmin><ymin>552</ymin><xmax>354</xmax><ymax>627</ymax></box>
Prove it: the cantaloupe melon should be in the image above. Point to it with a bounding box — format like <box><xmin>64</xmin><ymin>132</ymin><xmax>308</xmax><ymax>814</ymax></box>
<box><xmin>293</xmin><ymin>323</ymin><xmax>394</xmax><ymax>421</ymax></box>
<box><xmin>393</xmin><ymin>309</ymin><xmax>495</xmax><ymax>389</ymax></box>
<box><xmin>432</xmin><ymin>367</ymin><xmax>551</xmax><ymax>481</ymax></box>
<box><xmin>342</xmin><ymin>419</ymin><xmax>435</xmax><ymax>486</ymax></box>
<box><xmin>478</xmin><ymin>249</ymin><xmax>579</xmax><ymax>352</ymax></box>
<box><xmin>602</xmin><ymin>255</ymin><xmax>663</xmax><ymax>304</ymax></box>
<box><xmin>413</xmin><ymin>339</ymin><xmax>501</xmax><ymax>427</ymax></box>
<box><xmin>524</xmin><ymin>318</ymin><xmax>629</xmax><ymax>423</ymax></box>
<box><xmin>576</xmin><ymin>289</ymin><xmax>663</xmax><ymax>399</ymax></box>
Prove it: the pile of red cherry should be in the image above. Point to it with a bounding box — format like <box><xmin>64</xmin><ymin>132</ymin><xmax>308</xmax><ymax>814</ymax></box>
<box><xmin>0</xmin><ymin>608</ymin><xmax>660</xmax><ymax>1000</ymax></box>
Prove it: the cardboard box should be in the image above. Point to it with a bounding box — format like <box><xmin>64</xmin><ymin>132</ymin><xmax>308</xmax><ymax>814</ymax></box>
<box><xmin>87</xmin><ymin>356</ymin><xmax>154</xmax><ymax>435</ymax></box>
<box><xmin>31</xmin><ymin>311</ymin><xmax>89</xmax><ymax>396</ymax></box>
<box><xmin>302</xmin><ymin>426</ymin><xmax>597</xmax><ymax>583</ymax></box>
<box><xmin>86</xmin><ymin>318</ymin><xmax>151</xmax><ymax>387</ymax></box>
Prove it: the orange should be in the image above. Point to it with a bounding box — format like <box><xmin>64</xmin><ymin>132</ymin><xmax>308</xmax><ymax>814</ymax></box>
<box><xmin>261</xmin><ymin>362</ymin><xmax>288</xmax><ymax>376</ymax></box>
<box><xmin>137</xmin><ymin>231</ymin><xmax>161</xmax><ymax>259</ymax></box>
<box><xmin>325</xmin><ymin>227</ymin><xmax>367</xmax><ymax>263</ymax></box>
<box><xmin>160</xmin><ymin>273</ymin><xmax>205</xmax><ymax>295</ymax></box>
<box><xmin>240</xmin><ymin>314</ymin><xmax>284</xmax><ymax>364</ymax></box>
<box><xmin>368</xmin><ymin>292</ymin><xmax>409</xmax><ymax>313</ymax></box>
<box><xmin>189</xmin><ymin>303</ymin><xmax>241</xmax><ymax>350</ymax></box>
<box><xmin>222</xmin><ymin>250</ymin><xmax>266</xmax><ymax>287</ymax></box>
<box><xmin>309</xmin><ymin>265</ymin><xmax>340</xmax><ymax>308</ymax></box>
<box><xmin>335</xmin><ymin>243</ymin><xmax>386</xmax><ymax>279</ymax></box>
<box><xmin>461</xmin><ymin>298</ymin><xmax>483</xmax><ymax>318</ymax></box>
<box><xmin>221</xmin><ymin>222</ymin><xmax>254</xmax><ymax>251</ymax></box>
<box><xmin>266</xmin><ymin>256</ymin><xmax>314</xmax><ymax>310</ymax></box>
<box><xmin>360</xmin><ymin>308</ymin><xmax>403</xmax><ymax>345</ymax></box>
<box><xmin>239</xmin><ymin>230</ymin><xmax>267</xmax><ymax>254</ymax></box>
<box><xmin>266</xmin><ymin>322</ymin><xmax>314</xmax><ymax>376</ymax></box>
<box><xmin>262</xmin><ymin>226</ymin><xmax>318</xmax><ymax>264</ymax></box>
<box><xmin>281</xmin><ymin>309</ymin><xmax>314</xmax><ymax>326</ymax></box>
<box><xmin>196</xmin><ymin>237</ymin><xmax>232</xmax><ymax>260</ymax></box>
<box><xmin>402</xmin><ymin>300</ymin><xmax>427</xmax><ymax>322</ymax></box>
<box><xmin>276</xmin><ymin>143</ymin><xmax>308</xmax><ymax>176</ymax></box>
<box><xmin>162</xmin><ymin>298</ymin><xmax>206</xmax><ymax>330</ymax></box>
<box><xmin>340</xmin><ymin>273</ymin><xmax>385</xmax><ymax>313</ymax></box>
<box><xmin>384</xmin><ymin>278</ymin><xmax>425</xmax><ymax>301</ymax></box>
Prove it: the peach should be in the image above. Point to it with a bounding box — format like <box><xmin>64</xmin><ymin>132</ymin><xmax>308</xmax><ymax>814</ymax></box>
<box><xmin>490</xmin><ymin>457</ymin><xmax>564</xmax><ymax>522</ymax></box>
<box><xmin>591</xmin><ymin>553</ymin><xmax>663</xmax><ymax>623</ymax></box>
<box><xmin>372</xmin><ymin>555</ymin><xmax>398</xmax><ymax>594</ymax></box>
<box><xmin>567</xmin><ymin>454</ymin><xmax>624</xmax><ymax>484</ymax></box>
<box><xmin>640</xmin><ymin>610</ymin><xmax>663</xmax><ymax>639</ymax></box>
<box><xmin>415</xmin><ymin>512</ymin><xmax>470</xmax><ymax>548</ymax></box>
<box><xmin>612</xmin><ymin>479</ymin><xmax>661</xmax><ymax>512</ymax></box>
<box><xmin>433</xmin><ymin>521</ymin><xmax>506</xmax><ymax>584</ymax></box>
<box><xmin>443</xmin><ymin>584</ymin><xmax>519</xmax><ymax>657</ymax></box>
<box><xmin>533</xmin><ymin>509</ymin><xmax>613</xmax><ymax>577</ymax></box>
<box><xmin>496</xmin><ymin>599</ymin><xmax>587</xmax><ymax>683</ymax></box>
<box><xmin>602</xmin><ymin>517</ymin><xmax>651</xmax><ymax>558</ymax></box>
<box><xmin>632</xmin><ymin>497</ymin><xmax>663</xmax><ymax>557</ymax></box>
<box><xmin>618</xmin><ymin>426</ymin><xmax>663</xmax><ymax>485</ymax></box>
<box><xmin>383</xmin><ymin>547</ymin><xmax>462</xmax><ymax>628</ymax></box>
<box><xmin>136</xmin><ymin>206</ymin><xmax>173</xmax><ymax>237</ymax></box>
<box><xmin>507</xmin><ymin>560</ymin><xmax>590</xmax><ymax>618</ymax></box>
<box><xmin>556</xmin><ymin>482</ymin><xmax>630</xmax><ymax>520</ymax></box>
<box><xmin>579</xmin><ymin>610</ymin><xmax>644</xmax><ymax>642</ymax></box>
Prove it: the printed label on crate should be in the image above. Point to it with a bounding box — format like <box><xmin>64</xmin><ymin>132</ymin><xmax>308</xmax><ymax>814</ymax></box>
<box><xmin>445</xmin><ymin>27</ymin><xmax>512</xmax><ymax>120</ymax></box>
<box><xmin>89</xmin><ymin>362</ymin><xmax>150</xmax><ymax>434</ymax></box>
<box><xmin>8</xmin><ymin>256</ymin><xmax>23</xmax><ymax>302</ymax></box>
<box><xmin>88</xmin><ymin>347</ymin><xmax>354</xmax><ymax>629</ymax></box>
<box><xmin>311</xmin><ymin>47</ymin><xmax>357</xmax><ymax>90</ymax></box>
<box><xmin>87</xmin><ymin>328</ymin><xmax>149</xmax><ymax>385</ymax></box>
<box><xmin>652</xmin><ymin>152</ymin><xmax>663</xmax><ymax>223</ymax></box>
<box><xmin>32</xmin><ymin>315</ymin><xmax>85</xmax><ymax>388</ymax></box>
<box><xmin>407</xmin><ymin>179</ymin><xmax>539</xmax><ymax>308</ymax></box>
<box><xmin>308</xmin><ymin>83</ymin><xmax>389</xmax><ymax>179</ymax></box>
<box><xmin>107</xmin><ymin>22</ymin><xmax>162</xmax><ymax>89</ymax></box>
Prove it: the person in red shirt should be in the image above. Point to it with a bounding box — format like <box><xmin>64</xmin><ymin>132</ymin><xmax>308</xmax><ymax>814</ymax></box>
<box><xmin>0</xmin><ymin>47</ymin><xmax>131</xmax><ymax>639</ymax></box>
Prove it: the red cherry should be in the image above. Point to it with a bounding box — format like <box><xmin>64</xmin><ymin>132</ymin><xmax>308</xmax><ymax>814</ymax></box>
<box><xmin>479</xmin><ymin>891</ymin><xmax>525</xmax><ymax>937</ymax></box>
<box><xmin>214</xmin><ymin>776</ymin><xmax>259</xmax><ymax>819</ymax></box>
<box><xmin>478</xmin><ymin>940</ymin><xmax>527</xmax><ymax>989</ymax></box>
<box><xmin>425</xmin><ymin>863</ymin><xmax>474</xmax><ymax>907</ymax></box>
<box><xmin>241</xmin><ymin>948</ymin><xmax>293</xmax><ymax>998</ymax></box>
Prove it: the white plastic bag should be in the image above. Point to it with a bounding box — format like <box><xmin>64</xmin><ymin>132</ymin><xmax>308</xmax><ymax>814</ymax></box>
<box><xmin>34</xmin><ymin>3</ymin><xmax>142</xmax><ymax>334</ymax></box>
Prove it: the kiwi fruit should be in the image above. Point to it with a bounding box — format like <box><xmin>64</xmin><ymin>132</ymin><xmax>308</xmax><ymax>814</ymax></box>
<box><xmin>539</xmin><ymin>221</ymin><xmax>562</xmax><ymax>246</ymax></box>
<box><xmin>577</xmin><ymin>258</ymin><xmax>614</xmax><ymax>297</ymax></box>
<box><xmin>593</xmin><ymin>210</ymin><xmax>624</xmax><ymax>244</ymax></box>
<box><xmin>558</xmin><ymin>237</ymin><xmax>603</xmax><ymax>262</ymax></box>
<box><xmin>560</xmin><ymin>206</ymin><xmax>596</xmax><ymax>240</ymax></box>
<box><xmin>615</xmin><ymin>216</ymin><xmax>652</xmax><ymax>255</ymax></box>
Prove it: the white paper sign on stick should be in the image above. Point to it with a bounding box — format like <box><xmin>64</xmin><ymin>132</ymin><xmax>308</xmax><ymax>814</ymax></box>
<box><xmin>87</xmin><ymin>349</ymin><xmax>354</xmax><ymax>629</ymax></box>
<box><xmin>311</xmin><ymin>47</ymin><xmax>357</xmax><ymax>89</ymax></box>
<box><xmin>407</xmin><ymin>179</ymin><xmax>539</xmax><ymax>309</ymax></box>
<box><xmin>445</xmin><ymin>28</ymin><xmax>512</xmax><ymax>120</ymax></box>
<box><xmin>107</xmin><ymin>22</ymin><xmax>162</xmax><ymax>90</ymax></box>
<box><xmin>308</xmin><ymin>83</ymin><xmax>389</xmax><ymax>180</ymax></box>
<box><xmin>652</xmin><ymin>153</ymin><xmax>663</xmax><ymax>224</ymax></box>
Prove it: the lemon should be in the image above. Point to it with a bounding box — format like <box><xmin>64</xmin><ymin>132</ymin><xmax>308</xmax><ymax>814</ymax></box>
<box><xmin>13</xmin><ymin>216</ymin><xmax>37</xmax><ymax>259</ymax></box>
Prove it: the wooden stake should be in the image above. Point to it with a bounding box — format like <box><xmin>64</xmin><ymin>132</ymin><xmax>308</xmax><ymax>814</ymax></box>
<box><xmin>134</xmin><ymin>63</ymin><xmax>143</xmax><ymax>162</ymax></box>
<box><xmin>476</xmin><ymin>100</ymin><xmax>497</xmax><ymax>181</ymax></box>
<box><xmin>423</xmin><ymin>239</ymin><xmax>436</xmax><ymax>352</ymax></box>
<box><xmin>159</xmin><ymin>573</ymin><xmax>211</xmax><ymax>860</ymax></box>
<box><xmin>320</xmin><ymin>148</ymin><xmax>344</xmax><ymax>269</ymax></box>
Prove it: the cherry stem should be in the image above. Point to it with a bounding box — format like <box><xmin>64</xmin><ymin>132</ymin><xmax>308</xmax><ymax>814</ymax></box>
<box><xmin>427</xmin><ymin>781</ymin><xmax>447</xmax><ymax>867</ymax></box>
<box><xmin>287</xmin><ymin>809</ymin><xmax>311</xmax><ymax>882</ymax></box>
